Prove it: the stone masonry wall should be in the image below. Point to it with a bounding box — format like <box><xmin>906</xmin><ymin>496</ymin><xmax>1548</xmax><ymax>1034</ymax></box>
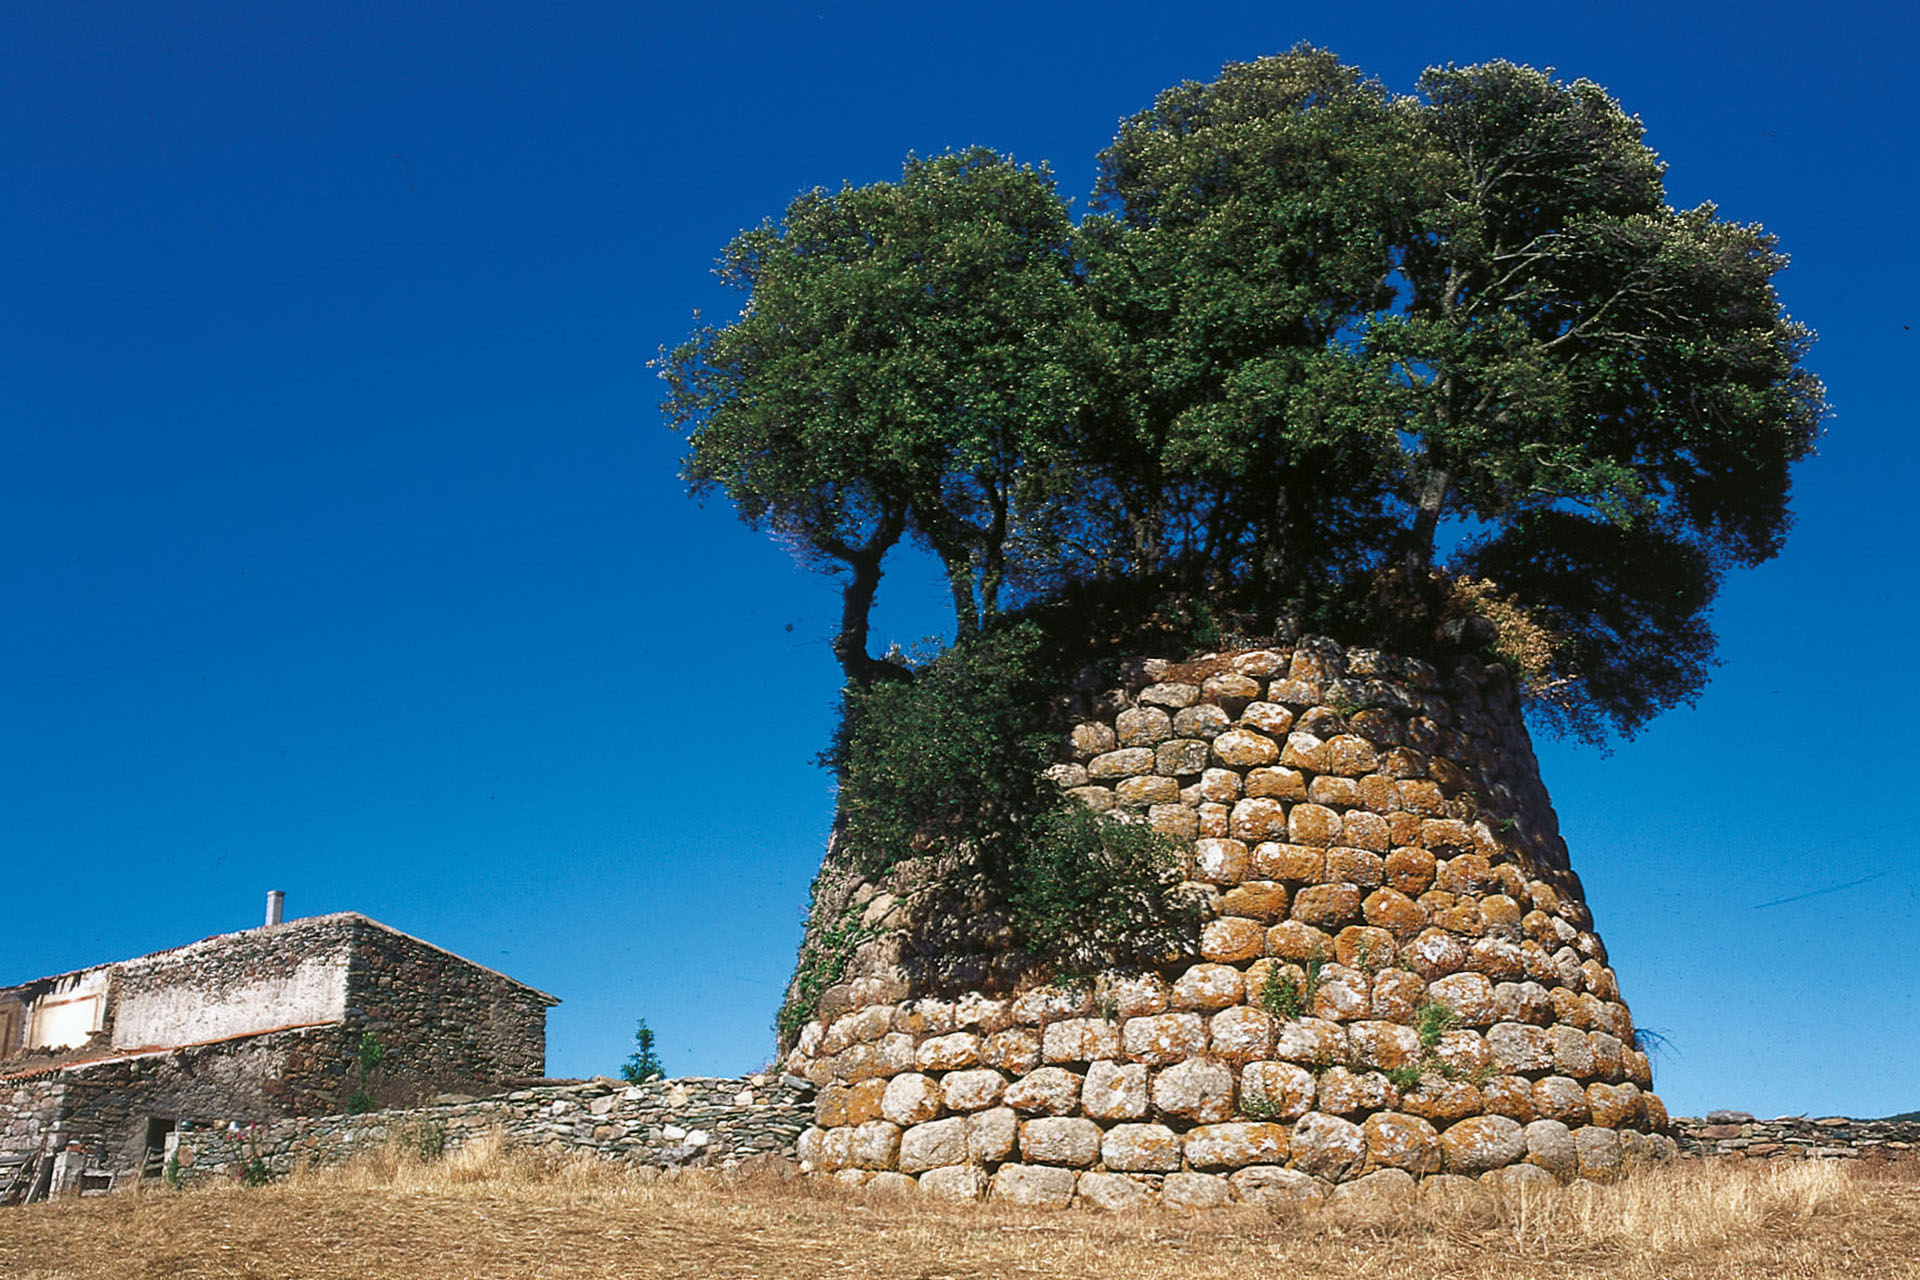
<box><xmin>346</xmin><ymin>920</ymin><xmax>552</xmax><ymax>1103</ymax></box>
<box><xmin>782</xmin><ymin>638</ymin><xmax>1675</xmax><ymax>1209</ymax></box>
<box><xmin>1671</xmin><ymin>1112</ymin><xmax>1920</xmax><ymax>1164</ymax></box>
<box><xmin>164</xmin><ymin>1075</ymin><xmax>814</xmax><ymax>1187</ymax></box>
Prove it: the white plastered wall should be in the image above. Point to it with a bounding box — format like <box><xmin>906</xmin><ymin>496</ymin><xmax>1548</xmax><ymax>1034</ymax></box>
<box><xmin>111</xmin><ymin>950</ymin><xmax>348</xmax><ymax>1049</ymax></box>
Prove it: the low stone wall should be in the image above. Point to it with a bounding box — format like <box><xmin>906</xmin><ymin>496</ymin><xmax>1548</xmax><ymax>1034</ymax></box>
<box><xmin>166</xmin><ymin>1074</ymin><xmax>815</xmax><ymax>1186</ymax></box>
<box><xmin>1672</xmin><ymin>1113</ymin><xmax>1920</xmax><ymax>1163</ymax></box>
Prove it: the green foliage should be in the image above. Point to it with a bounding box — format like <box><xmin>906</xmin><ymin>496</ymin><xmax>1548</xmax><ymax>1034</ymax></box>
<box><xmin>402</xmin><ymin>1118</ymin><xmax>448</xmax><ymax>1162</ymax></box>
<box><xmin>668</xmin><ymin>48</ymin><xmax>1825</xmax><ymax>745</ymax></box>
<box><xmin>1002</xmin><ymin>804</ymin><xmax>1199</xmax><ymax>976</ymax></box>
<box><xmin>1386</xmin><ymin>1064</ymin><xmax>1424</xmax><ymax>1091</ymax></box>
<box><xmin>346</xmin><ymin>1032</ymin><xmax>386</xmax><ymax>1115</ymax></box>
<box><xmin>620</xmin><ymin>1019</ymin><xmax>665</xmax><ymax>1084</ymax></box>
<box><xmin>777</xmin><ymin>905</ymin><xmax>874</xmax><ymax>1038</ymax></box>
<box><xmin>241</xmin><ymin>1157</ymin><xmax>271</xmax><ymax>1187</ymax></box>
<box><xmin>1415</xmin><ymin>999</ymin><xmax>1460</xmax><ymax>1050</ymax></box>
<box><xmin>833</xmin><ymin>622</ymin><xmax>1061</xmax><ymax>875</ymax></box>
<box><xmin>1259</xmin><ymin>951</ymin><xmax>1326</xmax><ymax>1022</ymax></box>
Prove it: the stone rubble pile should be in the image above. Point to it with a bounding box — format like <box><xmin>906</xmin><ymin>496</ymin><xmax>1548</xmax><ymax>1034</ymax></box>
<box><xmin>783</xmin><ymin>638</ymin><xmax>1677</xmax><ymax>1207</ymax></box>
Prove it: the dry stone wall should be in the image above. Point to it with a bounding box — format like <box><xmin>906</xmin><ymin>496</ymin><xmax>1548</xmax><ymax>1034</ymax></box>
<box><xmin>782</xmin><ymin>637</ymin><xmax>1675</xmax><ymax>1207</ymax></box>
<box><xmin>1672</xmin><ymin>1112</ymin><xmax>1920</xmax><ymax>1163</ymax></box>
<box><xmin>164</xmin><ymin>1075</ymin><xmax>814</xmax><ymax>1186</ymax></box>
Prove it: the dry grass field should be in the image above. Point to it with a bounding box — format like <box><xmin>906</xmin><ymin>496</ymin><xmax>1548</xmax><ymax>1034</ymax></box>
<box><xmin>4</xmin><ymin>1137</ymin><xmax>1917</xmax><ymax>1280</ymax></box>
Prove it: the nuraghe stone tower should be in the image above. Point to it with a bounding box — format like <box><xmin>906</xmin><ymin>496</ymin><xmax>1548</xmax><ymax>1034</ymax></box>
<box><xmin>782</xmin><ymin>636</ymin><xmax>1675</xmax><ymax>1208</ymax></box>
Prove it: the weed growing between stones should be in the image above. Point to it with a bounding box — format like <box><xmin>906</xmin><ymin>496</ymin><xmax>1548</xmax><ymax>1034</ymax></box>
<box><xmin>346</xmin><ymin>1033</ymin><xmax>386</xmax><ymax>1115</ymax></box>
<box><xmin>777</xmin><ymin>903</ymin><xmax>877</xmax><ymax>1038</ymax></box>
<box><xmin>1258</xmin><ymin>950</ymin><xmax>1327</xmax><ymax>1021</ymax></box>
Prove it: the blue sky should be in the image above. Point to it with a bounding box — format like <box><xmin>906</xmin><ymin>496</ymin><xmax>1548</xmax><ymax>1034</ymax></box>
<box><xmin>3</xmin><ymin>1</ymin><xmax>1915</xmax><ymax>1119</ymax></box>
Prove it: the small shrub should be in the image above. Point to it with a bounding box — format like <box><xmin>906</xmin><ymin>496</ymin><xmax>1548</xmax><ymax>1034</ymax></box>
<box><xmin>1414</xmin><ymin>999</ymin><xmax>1458</xmax><ymax>1050</ymax></box>
<box><xmin>1386</xmin><ymin>1063</ymin><xmax>1424</xmax><ymax>1091</ymax></box>
<box><xmin>1002</xmin><ymin>804</ymin><xmax>1197</xmax><ymax>976</ymax></box>
<box><xmin>1259</xmin><ymin>966</ymin><xmax>1306</xmax><ymax>1021</ymax></box>
<box><xmin>620</xmin><ymin>1020</ymin><xmax>665</xmax><ymax>1084</ymax></box>
<box><xmin>346</xmin><ymin>1032</ymin><xmax>387</xmax><ymax>1114</ymax></box>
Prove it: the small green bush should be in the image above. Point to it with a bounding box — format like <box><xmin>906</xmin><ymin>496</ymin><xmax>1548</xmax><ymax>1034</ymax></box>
<box><xmin>620</xmin><ymin>1019</ymin><xmax>665</xmax><ymax>1084</ymax></box>
<box><xmin>1414</xmin><ymin>1000</ymin><xmax>1459</xmax><ymax>1050</ymax></box>
<box><xmin>1003</xmin><ymin>803</ymin><xmax>1198</xmax><ymax>976</ymax></box>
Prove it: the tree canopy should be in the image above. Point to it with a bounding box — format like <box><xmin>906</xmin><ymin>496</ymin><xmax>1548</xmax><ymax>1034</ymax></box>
<box><xmin>663</xmin><ymin>49</ymin><xmax>1825</xmax><ymax>744</ymax></box>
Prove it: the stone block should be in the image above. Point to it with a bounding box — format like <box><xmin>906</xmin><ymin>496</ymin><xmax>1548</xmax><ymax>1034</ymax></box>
<box><xmin>915</xmin><ymin>1033</ymin><xmax>982</xmax><ymax>1072</ymax></box>
<box><xmin>1347</xmin><ymin>1021</ymin><xmax>1421</xmax><ymax>1072</ymax></box>
<box><xmin>1177</xmin><ymin>705</ymin><xmax>1234</xmax><ymax>740</ymax></box>
<box><xmin>1287</xmin><ymin>1113</ymin><xmax>1367</xmax><ymax>1182</ymax></box>
<box><xmin>1208</xmin><ymin>1006</ymin><xmax>1274</xmax><ymax>1065</ymax></box>
<box><xmin>1163</xmin><ymin>1171</ymin><xmax>1233</xmax><ymax>1209</ymax></box>
<box><xmin>1101</xmin><ymin>1122</ymin><xmax>1181</xmax><ymax>1172</ymax></box>
<box><xmin>1116</xmin><ymin>706</ymin><xmax>1173</xmax><ymax>746</ymax></box>
<box><xmin>1440</xmin><ymin>1115</ymin><xmax>1526</xmax><ymax>1173</ymax></box>
<box><xmin>1043</xmin><ymin>1017</ymin><xmax>1122</xmax><ymax>1065</ymax></box>
<box><xmin>1574</xmin><ymin>1124</ymin><xmax>1623</xmax><ymax>1182</ymax></box>
<box><xmin>966</xmin><ymin>1107</ymin><xmax>1017</xmax><ymax>1164</ymax></box>
<box><xmin>940</xmin><ymin>1069</ymin><xmax>1007</xmax><ymax>1113</ymax></box>
<box><xmin>1171</xmin><ymin>963</ymin><xmax>1245</xmax><ymax>1010</ymax></box>
<box><xmin>1082</xmin><ymin>1059</ymin><xmax>1149</xmax><ymax>1120</ymax></box>
<box><xmin>982</xmin><ymin>1028</ymin><xmax>1040</xmax><ymax>1075</ymax></box>
<box><xmin>1229</xmin><ymin>797</ymin><xmax>1289</xmax><ymax>843</ymax></box>
<box><xmin>1218</xmin><ymin>881</ymin><xmax>1289</xmax><ymax>921</ymax></box>
<box><xmin>850</xmin><ymin>1120</ymin><xmax>902</xmax><ymax>1170</ymax></box>
<box><xmin>1099</xmin><ymin>972</ymin><xmax>1169</xmax><ymax>1019</ymax></box>
<box><xmin>1487</xmin><ymin>1022</ymin><xmax>1552</xmax><ymax>1074</ymax></box>
<box><xmin>1185</xmin><ymin>1122</ymin><xmax>1289</xmax><ymax>1171</ymax></box>
<box><xmin>1291</xmin><ymin>883</ymin><xmax>1362</xmax><ymax>928</ymax></box>
<box><xmin>1200</xmin><ymin>917</ymin><xmax>1267</xmax><ymax>964</ymax></box>
<box><xmin>1088</xmin><ymin>747</ymin><xmax>1156</xmax><ymax>779</ymax></box>
<box><xmin>1004</xmin><ymin>1067</ymin><xmax>1082</xmax><ymax>1115</ymax></box>
<box><xmin>881</xmin><ymin>1074</ymin><xmax>942</xmax><ymax>1127</ymax></box>
<box><xmin>1020</xmin><ymin>1117</ymin><xmax>1102</xmax><ymax>1167</ymax></box>
<box><xmin>1363</xmin><ymin>1112</ymin><xmax>1441</xmax><ymax>1174</ymax></box>
<box><xmin>1524</xmin><ymin>1118</ymin><xmax>1577</xmax><ymax>1180</ymax></box>
<box><xmin>1214</xmin><ymin>729</ymin><xmax>1280</xmax><ymax>766</ymax></box>
<box><xmin>1531</xmin><ymin>1076</ymin><xmax>1590</xmax><ymax>1126</ymax></box>
<box><xmin>1234</xmin><ymin>1165</ymin><xmax>1331</xmax><ymax>1203</ymax></box>
<box><xmin>1139</xmin><ymin>681</ymin><xmax>1201</xmax><ymax>709</ymax></box>
<box><xmin>1427</xmin><ymin>973</ymin><xmax>1496</xmax><ymax>1026</ymax></box>
<box><xmin>1152</xmin><ymin>1059</ymin><xmax>1235</xmax><ymax>1124</ymax></box>
<box><xmin>1192</xmin><ymin>837</ymin><xmax>1249</xmax><ymax>884</ymax></box>
<box><xmin>919</xmin><ymin>1164</ymin><xmax>987</xmax><ymax>1200</ymax></box>
<box><xmin>1253</xmin><ymin>842</ymin><xmax>1324</xmax><ymax>882</ymax></box>
<box><xmin>1314</xmin><ymin>1066</ymin><xmax>1393</xmax><ymax>1116</ymax></box>
<box><xmin>1370</xmin><ymin>968</ymin><xmax>1426</xmax><ymax>1021</ymax></box>
<box><xmin>1123</xmin><ymin>1012</ymin><xmax>1207</xmax><ymax>1066</ymax></box>
<box><xmin>1156</xmin><ymin>739</ymin><xmax>1212</xmax><ymax>777</ymax></box>
<box><xmin>1239</xmin><ymin>1061</ymin><xmax>1315</xmax><ymax>1120</ymax></box>
<box><xmin>990</xmin><ymin>1163</ymin><xmax>1079</xmax><ymax>1208</ymax></box>
<box><xmin>898</xmin><ymin>1117</ymin><xmax>969</xmax><ymax>1174</ymax></box>
<box><xmin>1272</xmin><ymin>1017</ymin><xmax>1346</xmax><ymax>1068</ymax></box>
<box><xmin>1076</xmin><ymin>1171</ymin><xmax>1151</xmax><ymax>1211</ymax></box>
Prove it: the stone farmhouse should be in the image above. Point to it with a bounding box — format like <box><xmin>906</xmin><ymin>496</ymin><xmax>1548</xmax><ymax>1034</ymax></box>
<box><xmin>1</xmin><ymin>898</ymin><xmax>557</xmax><ymax>1200</ymax></box>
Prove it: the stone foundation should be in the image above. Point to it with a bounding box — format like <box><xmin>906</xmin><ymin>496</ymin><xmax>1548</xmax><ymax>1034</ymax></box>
<box><xmin>781</xmin><ymin>637</ymin><xmax>1677</xmax><ymax>1205</ymax></box>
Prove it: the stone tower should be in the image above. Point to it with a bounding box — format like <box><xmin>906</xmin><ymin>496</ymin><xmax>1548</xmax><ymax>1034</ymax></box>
<box><xmin>782</xmin><ymin>636</ymin><xmax>1674</xmax><ymax>1207</ymax></box>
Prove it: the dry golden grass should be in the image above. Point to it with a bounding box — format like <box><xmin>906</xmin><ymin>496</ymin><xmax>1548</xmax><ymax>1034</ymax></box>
<box><xmin>4</xmin><ymin>1137</ymin><xmax>1917</xmax><ymax>1280</ymax></box>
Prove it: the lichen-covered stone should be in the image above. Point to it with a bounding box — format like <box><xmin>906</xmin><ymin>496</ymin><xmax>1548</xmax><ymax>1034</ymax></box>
<box><xmin>1087</xmin><ymin>747</ymin><xmax>1157</xmax><ymax>779</ymax></box>
<box><xmin>919</xmin><ymin>1164</ymin><xmax>988</xmax><ymax>1200</ymax></box>
<box><xmin>1229</xmin><ymin>796</ymin><xmax>1289</xmax><ymax>842</ymax></box>
<box><xmin>940</xmin><ymin>1069</ymin><xmax>1007</xmax><ymax>1113</ymax></box>
<box><xmin>990</xmin><ymin>1163</ymin><xmax>1079</xmax><ymax>1207</ymax></box>
<box><xmin>915</xmin><ymin>1033</ymin><xmax>982</xmax><ymax>1071</ymax></box>
<box><xmin>1200</xmin><ymin>917</ymin><xmax>1267</xmax><ymax>964</ymax></box>
<box><xmin>1575</xmin><ymin>1124</ymin><xmax>1623</xmax><ymax>1181</ymax></box>
<box><xmin>1003</xmin><ymin>1067</ymin><xmax>1083</xmax><ymax>1115</ymax></box>
<box><xmin>881</xmin><ymin>1074</ymin><xmax>942</xmax><ymax>1127</ymax></box>
<box><xmin>1192</xmin><ymin>837</ymin><xmax>1249</xmax><ymax>884</ymax></box>
<box><xmin>1239</xmin><ymin>1061</ymin><xmax>1315</xmax><ymax>1120</ymax></box>
<box><xmin>1363</xmin><ymin>1112</ymin><xmax>1441</xmax><ymax>1174</ymax></box>
<box><xmin>1076</xmin><ymin>1171</ymin><xmax>1151</xmax><ymax>1211</ymax></box>
<box><xmin>1315</xmin><ymin>1066</ymin><xmax>1393</xmax><ymax>1116</ymax></box>
<box><xmin>1123</xmin><ymin>1013</ymin><xmax>1207</xmax><ymax>1066</ymax></box>
<box><xmin>1487</xmin><ymin>1022</ymin><xmax>1552</xmax><ymax>1074</ymax></box>
<box><xmin>1081</xmin><ymin>1059</ymin><xmax>1148</xmax><ymax>1121</ymax></box>
<box><xmin>898</xmin><ymin>1117</ymin><xmax>969</xmax><ymax>1173</ymax></box>
<box><xmin>1172</xmin><ymin>963</ymin><xmax>1245</xmax><ymax>1010</ymax></box>
<box><xmin>1020</xmin><ymin>1117</ymin><xmax>1102</xmax><ymax>1167</ymax></box>
<box><xmin>1213</xmin><ymin>728</ymin><xmax>1281</xmax><ymax>766</ymax></box>
<box><xmin>1440</xmin><ymin>1115</ymin><xmax>1527</xmax><ymax>1173</ymax></box>
<box><xmin>1185</xmin><ymin>1122</ymin><xmax>1289</xmax><ymax>1171</ymax></box>
<box><xmin>1272</xmin><ymin>1017</ymin><xmax>1347</xmax><ymax>1068</ymax></box>
<box><xmin>966</xmin><ymin>1106</ymin><xmax>1017</xmax><ymax>1163</ymax></box>
<box><xmin>1287</xmin><ymin>1112</ymin><xmax>1367</xmax><ymax>1181</ymax></box>
<box><xmin>1208</xmin><ymin>1006</ymin><xmax>1274</xmax><ymax>1065</ymax></box>
<box><xmin>1116</xmin><ymin>706</ymin><xmax>1173</xmax><ymax>747</ymax></box>
<box><xmin>1347</xmin><ymin>1021</ymin><xmax>1421</xmax><ymax>1072</ymax></box>
<box><xmin>1151</xmin><ymin>1059</ymin><xmax>1235</xmax><ymax>1124</ymax></box>
<box><xmin>850</xmin><ymin>1119</ymin><xmax>902</xmax><ymax>1170</ymax></box>
<box><xmin>1427</xmin><ymin>973</ymin><xmax>1496</xmax><ymax>1026</ymax></box>
<box><xmin>1101</xmin><ymin>1122</ymin><xmax>1181</xmax><ymax>1172</ymax></box>
<box><xmin>1163</xmin><ymin>1171</ymin><xmax>1233</xmax><ymax>1209</ymax></box>
<box><xmin>1524</xmin><ymin>1118</ymin><xmax>1577</xmax><ymax>1180</ymax></box>
<box><xmin>1043</xmin><ymin>1017</ymin><xmax>1122</xmax><ymax>1065</ymax></box>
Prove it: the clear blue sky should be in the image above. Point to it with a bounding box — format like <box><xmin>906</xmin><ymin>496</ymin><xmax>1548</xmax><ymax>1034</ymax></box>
<box><xmin>4</xmin><ymin>1</ymin><xmax>1915</xmax><ymax>1119</ymax></box>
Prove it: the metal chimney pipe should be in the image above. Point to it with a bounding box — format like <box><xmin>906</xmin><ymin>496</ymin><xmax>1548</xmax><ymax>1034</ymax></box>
<box><xmin>265</xmin><ymin>890</ymin><xmax>285</xmax><ymax>927</ymax></box>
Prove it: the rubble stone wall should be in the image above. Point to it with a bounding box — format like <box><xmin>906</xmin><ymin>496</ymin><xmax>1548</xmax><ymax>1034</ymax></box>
<box><xmin>163</xmin><ymin>1075</ymin><xmax>814</xmax><ymax>1186</ymax></box>
<box><xmin>782</xmin><ymin>638</ymin><xmax>1676</xmax><ymax>1208</ymax></box>
<box><xmin>346</xmin><ymin>921</ymin><xmax>551</xmax><ymax>1098</ymax></box>
<box><xmin>1672</xmin><ymin>1113</ymin><xmax>1920</xmax><ymax>1163</ymax></box>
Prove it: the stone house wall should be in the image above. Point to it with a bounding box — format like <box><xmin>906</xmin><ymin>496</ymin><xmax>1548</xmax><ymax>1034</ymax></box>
<box><xmin>782</xmin><ymin>637</ymin><xmax>1677</xmax><ymax>1209</ymax></box>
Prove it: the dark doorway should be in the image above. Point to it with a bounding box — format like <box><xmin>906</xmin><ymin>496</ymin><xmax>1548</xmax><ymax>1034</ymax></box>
<box><xmin>141</xmin><ymin>1117</ymin><xmax>175</xmax><ymax>1180</ymax></box>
